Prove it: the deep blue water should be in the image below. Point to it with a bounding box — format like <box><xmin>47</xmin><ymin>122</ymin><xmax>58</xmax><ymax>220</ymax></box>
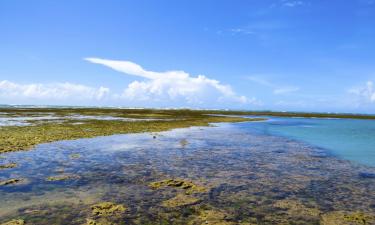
<box><xmin>242</xmin><ymin>117</ymin><xmax>375</xmax><ymax>167</ymax></box>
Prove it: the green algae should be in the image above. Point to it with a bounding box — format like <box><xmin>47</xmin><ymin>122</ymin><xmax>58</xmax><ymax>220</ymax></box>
<box><xmin>0</xmin><ymin>219</ymin><xmax>25</xmax><ymax>225</ymax></box>
<box><xmin>0</xmin><ymin>163</ymin><xmax>17</xmax><ymax>170</ymax></box>
<box><xmin>149</xmin><ymin>178</ymin><xmax>207</xmax><ymax>194</ymax></box>
<box><xmin>91</xmin><ymin>202</ymin><xmax>126</xmax><ymax>217</ymax></box>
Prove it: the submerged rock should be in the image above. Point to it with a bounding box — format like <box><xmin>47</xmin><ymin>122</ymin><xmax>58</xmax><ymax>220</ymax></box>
<box><xmin>46</xmin><ymin>174</ymin><xmax>79</xmax><ymax>181</ymax></box>
<box><xmin>149</xmin><ymin>178</ymin><xmax>207</xmax><ymax>194</ymax></box>
<box><xmin>0</xmin><ymin>163</ymin><xmax>17</xmax><ymax>170</ymax></box>
<box><xmin>91</xmin><ymin>202</ymin><xmax>126</xmax><ymax>217</ymax></box>
<box><xmin>195</xmin><ymin>209</ymin><xmax>235</xmax><ymax>225</ymax></box>
<box><xmin>320</xmin><ymin>211</ymin><xmax>375</xmax><ymax>225</ymax></box>
<box><xmin>0</xmin><ymin>219</ymin><xmax>25</xmax><ymax>225</ymax></box>
<box><xmin>359</xmin><ymin>172</ymin><xmax>375</xmax><ymax>179</ymax></box>
<box><xmin>274</xmin><ymin>199</ymin><xmax>320</xmax><ymax>217</ymax></box>
<box><xmin>162</xmin><ymin>193</ymin><xmax>200</xmax><ymax>208</ymax></box>
<box><xmin>180</xmin><ymin>139</ymin><xmax>189</xmax><ymax>147</ymax></box>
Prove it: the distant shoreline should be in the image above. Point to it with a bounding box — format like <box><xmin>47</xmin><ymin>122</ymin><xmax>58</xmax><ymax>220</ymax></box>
<box><xmin>1</xmin><ymin>106</ymin><xmax>374</xmax><ymax>120</ymax></box>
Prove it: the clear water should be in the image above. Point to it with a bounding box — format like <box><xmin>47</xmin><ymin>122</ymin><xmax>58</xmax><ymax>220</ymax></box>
<box><xmin>0</xmin><ymin>121</ymin><xmax>374</xmax><ymax>224</ymax></box>
<box><xmin>240</xmin><ymin>117</ymin><xmax>375</xmax><ymax>167</ymax></box>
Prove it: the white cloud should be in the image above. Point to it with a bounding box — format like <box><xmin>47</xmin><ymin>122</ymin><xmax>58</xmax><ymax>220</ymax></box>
<box><xmin>349</xmin><ymin>81</ymin><xmax>375</xmax><ymax>103</ymax></box>
<box><xmin>245</xmin><ymin>75</ymin><xmax>299</xmax><ymax>95</ymax></box>
<box><xmin>85</xmin><ymin>57</ymin><xmax>258</xmax><ymax>106</ymax></box>
<box><xmin>0</xmin><ymin>80</ymin><xmax>110</xmax><ymax>101</ymax></box>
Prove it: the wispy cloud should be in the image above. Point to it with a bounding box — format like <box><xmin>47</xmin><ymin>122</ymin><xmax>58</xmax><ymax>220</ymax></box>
<box><xmin>273</xmin><ymin>87</ymin><xmax>300</xmax><ymax>95</ymax></box>
<box><xmin>349</xmin><ymin>81</ymin><xmax>375</xmax><ymax>104</ymax></box>
<box><xmin>281</xmin><ymin>0</ymin><xmax>304</xmax><ymax>7</ymax></box>
<box><xmin>0</xmin><ymin>80</ymin><xmax>110</xmax><ymax>101</ymax></box>
<box><xmin>85</xmin><ymin>58</ymin><xmax>259</xmax><ymax>106</ymax></box>
<box><xmin>245</xmin><ymin>76</ymin><xmax>299</xmax><ymax>95</ymax></box>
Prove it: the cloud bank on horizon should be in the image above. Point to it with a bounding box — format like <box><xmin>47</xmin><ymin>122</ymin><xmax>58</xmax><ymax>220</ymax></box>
<box><xmin>0</xmin><ymin>58</ymin><xmax>258</xmax><ymax>108</ymax></box>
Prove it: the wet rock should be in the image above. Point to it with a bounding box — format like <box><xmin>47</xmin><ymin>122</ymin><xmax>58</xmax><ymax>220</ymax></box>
<box><xmin>0</xmin><ymin>178</ymin><xmax>24</xmax><ymax>186</ymax></box>
<box><xmin>149</xmin><ymin>178</ymin><xmax>207</xmax><ymax>194</ymax></box>
<box><xmin>0</xmin><ymin>163</ymin><xmax>17</xmax><ymax>170</ymax></box>
<box><xmin>69</xmin><ymin>153</ymin><xmax>81</xmax><ymax>159</ymax></box>
<box><xmin>162</xmin><ymin>194</ymin><xmax>200</xmax><ymax>208</ymax></box>
<box><xmin>0</xmin><ymin>219</ymin><xmax>25</xmax><ymax>225</ymax></box>
<box><xmin>320</xmin><ymin>211</ymin><xmax>375</xmax><ymax>225</ymax></box>
<box><xmin>91</xmin><ymin>202</ymin><xmax>126</xmax><ymax>217</ymax></box>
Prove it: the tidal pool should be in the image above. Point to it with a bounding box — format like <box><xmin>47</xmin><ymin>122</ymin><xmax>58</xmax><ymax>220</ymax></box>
<box><xmin>0</xmin><ymin>121</ymin><xmax>374</xmax><ymax>224</ymax></box>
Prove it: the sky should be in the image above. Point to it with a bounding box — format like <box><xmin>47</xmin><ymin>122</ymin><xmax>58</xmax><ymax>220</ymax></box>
<box><xmin>0</xmin><ymin>0</ymin><xmax>375</xmax><ymax>113</ymax></box>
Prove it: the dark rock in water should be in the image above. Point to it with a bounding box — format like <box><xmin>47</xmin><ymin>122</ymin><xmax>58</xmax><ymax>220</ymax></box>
<box><xmin>359</xmin><ymin>172</ymin><xmax>375</xmax><ymax>179</ymax></box>
<box><xmin>274</xmin><ymin>150</ymin><xmax>285</xmax><ymax>154</ymax></box>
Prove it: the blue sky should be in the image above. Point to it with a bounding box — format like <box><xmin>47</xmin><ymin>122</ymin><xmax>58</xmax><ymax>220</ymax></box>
<box><xmin>1</xmin><ymin>0</ymin><xmax>375</xmax><ymax>113</ymax></box>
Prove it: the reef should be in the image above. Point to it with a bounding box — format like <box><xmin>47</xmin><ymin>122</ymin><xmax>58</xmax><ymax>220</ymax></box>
<box><xmin>85</xmin><ymin>218</ymin><xmax>114</xmax><ymax>225</ymax></box>
<box><xmin>0</xmin><ymin>178</ymin><xmax>24</xmax><ymax>186</ymax></box>
<box><xmin>0</xmin><ymin>163</ymin><xmax>17</xmax><ymax>170</ymax></box>
<box><xmin>45</xmin><ymin>174</ymin><xmax>79</xmax><ymax>181</ymax></box>
<box><xmin>91</xmin><ymin>202</ymin><xmax>126</xmax><ymax>217</ymax></box>
<box><xmin>149</xmin><ymin>178</ymin><xmax>207</xmax><ymax>194</ymax></box>
<box><xmin>0</xmin><ymin>219</ymin><xmax>25</xmax><ymax>225</ymax></box>
<box><xmin>320</xmin><ymin>211</ymin><xmax>375</xmax><ymax>225</ymax></box>
<box><xmin>162</xmin><ymin>193</ymin><xmax>200</xmax><ymax>208</ymax></box>
<box><xmin>0</xmin><ymin>108</ymin><xmax>265</xmax><ymax>154</ymax></box>
<box><xmin>69</xmin><ymin>153</ymin><xmax>81</xmax><ymax>159</ymax></box>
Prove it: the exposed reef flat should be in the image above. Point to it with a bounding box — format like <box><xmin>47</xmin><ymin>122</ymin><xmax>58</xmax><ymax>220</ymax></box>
<box><xmin>0</xmin><ymin>108</ymin><xmax>265</xmax><ymax>154</ymax></box>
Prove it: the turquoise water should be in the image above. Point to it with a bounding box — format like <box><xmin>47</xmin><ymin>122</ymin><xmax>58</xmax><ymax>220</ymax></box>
<box><xmin>245</xmin><ymin>117</ymin><xmax>375</xmax><ymax>167</ymax></box>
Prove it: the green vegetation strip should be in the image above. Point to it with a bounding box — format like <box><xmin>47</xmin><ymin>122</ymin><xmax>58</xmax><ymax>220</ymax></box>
<box><xmin>0</xmin><ymin>108</ymin><xmax>264</xmax><ymax>154</ymax></box>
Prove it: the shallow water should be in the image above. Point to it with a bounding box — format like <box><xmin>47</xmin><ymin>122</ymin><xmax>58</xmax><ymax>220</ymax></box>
<box><xmin>0</xmin><ymin>121</ymin><xmax>374</xmax><ymax>224</ymax></box>
<box><xmin>246</xmin><ymin>117</ymin><xmax>375</xmax><ymax>167</ymax></box>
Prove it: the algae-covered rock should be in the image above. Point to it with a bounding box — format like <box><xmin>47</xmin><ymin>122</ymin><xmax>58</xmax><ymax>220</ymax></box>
<box><xmin>320</xmin><ymin>211</ymin><xmax>375</xmax><ymax>225</ymax></box>
<box><xmin>70</xmin><ymin>153</ymin><xmax>81</xmax><ymax>159</ymax></box>
<box><xmin>0</xmin><ymin>219</ymin><xmax>25</xmax><ymax>225</ymax></box>
<box><xmin>0</xmin><ymin>178</ymin><xmax>24</xmax><ymax>186</ymax></box>
<box><xmin>85</xmin><ymin>218</ymin><xmax>114</xmax><ymax>225</ymax></box>
<box><xmin>0</xmin><ymin>163</ymin><xmax>17</xmax><ymax>170</ymax></box>
<box><xmin>149</xmin><ymin>178</ymin><xmax>207</xmax><ymax>194</ymax></box>
<box><xmin>46</xmin><ymin>174</ymin><xmax>79</xmax><ymax>181</ymax></box>
<box><xmin>91</xmin><ymin>202</ymin><xmax>126</xmax><ymax>217</ymax></box>
<box><xmin>196</xmin><ymin>209</ymin><xmax>235</xmax><ymax>225</ymax></box>
<box><xmin>274</xmin><ymin>199</ymin><xmax>320</xmax><ymax>217</ymax></box>
<box><xmin>162</xmin><ymin>193</ymin><xmax>200</xmax><ymax>208</ymax></box>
